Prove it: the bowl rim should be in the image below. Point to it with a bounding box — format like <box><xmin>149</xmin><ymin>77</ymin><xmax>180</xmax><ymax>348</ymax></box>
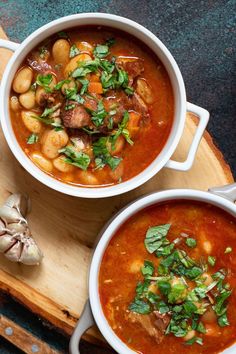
<box><xmin>89</xmin><ymin>188</ymin><xmax>236</xmax><ymax>353</ymax></box>
<box><xmin>0</xmin><ymin>13</ymin><xmax>186</xmax><ymax>198</ymax></box>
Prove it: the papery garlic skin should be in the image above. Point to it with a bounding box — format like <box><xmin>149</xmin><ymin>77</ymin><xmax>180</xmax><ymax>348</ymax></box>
<box><xmin>0</xmin><ymin>194</ymin><xmax>43</xmax><ymax>265</ymax></box>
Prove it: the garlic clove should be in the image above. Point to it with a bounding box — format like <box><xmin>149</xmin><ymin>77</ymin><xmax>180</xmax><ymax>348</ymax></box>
<box><xmin>7</xmin><ymin>222</ymin><xmax>27</xmax><ymax>234</ymax></box>
<box><xmin>0</xmin><ymin>234</ymin><xmax>16</xmax><ymax>252</ymax></box>
<box><xmin>4</xmin><ymin>240</ymin><xmax>22</xmax><ymax>262</ymax></box>
<box><xmin>0</xmin><ymin>205</ymin><xmax>25</xmax><ymax>223</ymax></box>
<box><xmin>19</xmin><ymin>238</ymin><xmax>43</xmax><ymax>265</ymax></box>
<box><xmin>0</xmin><ymin>219</ymin><xmax>6</xmax><ymax>236</ymax></box>
<box><xmin>4</xmin><ymin>194</ymin><xmax>30</xmax><ymax>217</ymax></box>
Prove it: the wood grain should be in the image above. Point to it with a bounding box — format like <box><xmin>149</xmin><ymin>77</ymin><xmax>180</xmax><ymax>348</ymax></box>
<box><xmin>0</xmin><ymin>314</ymin><xmax>60</xmax><ymax>354</ymax></box>
<box><xmin>0</xmin><ymin>26</ymin><xmax>234</xmax><ymax>345</ymax></box>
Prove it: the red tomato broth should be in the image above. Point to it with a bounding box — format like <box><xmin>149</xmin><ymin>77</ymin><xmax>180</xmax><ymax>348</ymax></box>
<box><xmin>10</xmin><ymin>26</ymin><xmax>174</xmax><ymax>187</ymax></box>
<box><xmin>99</xmin><ymin>201</ymin><xmax>236</xmax><ymax>354</ymax></box>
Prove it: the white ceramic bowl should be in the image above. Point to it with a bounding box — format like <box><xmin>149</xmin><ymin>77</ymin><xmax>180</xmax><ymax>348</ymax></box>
<box><xmin>70</xmin><ymin>183</ymin><xmax>236</xmax><ymax>354</ymax></box>
<box><xmin>0</xmin><ymin>13</ymin><xmax>209</xmax><ymax>198</ymax></box>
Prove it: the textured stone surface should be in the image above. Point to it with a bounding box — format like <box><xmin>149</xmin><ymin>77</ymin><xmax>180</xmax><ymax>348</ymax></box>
<box><xmin>0</xmin><ymin>1</ymin><xmax>235</xmax><ymax>353</ymax></box>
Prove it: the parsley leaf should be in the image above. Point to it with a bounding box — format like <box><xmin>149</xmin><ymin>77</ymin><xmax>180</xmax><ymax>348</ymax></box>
<box><xmin>36</xmin><ymin>74</ymin><xmax>53</xmax><ymax>93</ymax></box>
<box><xmin>110</xmin><ymin>111</ymin><xmax>133</xmax><ymax>147</ymax></box>
<box><xmin>218</xmin><ymin>313</ymin><xmax>230</xmax><ymax>327</ymax></box>
<box><xmin>208</xmin><ymin>256</ymin><xmax>216</xmax><ymax>267</ymax></box>
<box><xmin>129</xmin><ymin>299</ymin><xmax>151</xmax><ymax>315</ymax></box>
<box><xmin>93</xmin><ymin>137</ymin><xmax>122</xmax><ymax>171</ymax></box>
<box><xmin>27</xmin><ymin>133</ymin><xmax>38</xmax><ymax>144</ymax></box>
<box><xmin>59</xmin><ymin>146</ymin><xmax>90</xmax><ymax>170</ymax></box>
<box><xmin>141</xmin><ymin>260</ymin><xmax>155</xmax><ymax>277</ymax></box>
<box><xmin>185</xmin><ymin>336</ymin><xmax>203</xmax><ymax>346</ymax></box>
<box><xmin>69</xmin><ymin>44</ymin><xmax>80</xmax><ymax>58</ymax></box>
<box><xmin>144</xmin><ymin>224</ymin><xmax>171</xmax><ymax>253</ymax></box>
<box><xmin>185</xmin><ymin>238</ymin><xmax>197</xmax><ymax>248</ymax></box>
<box><xmin>93</xmin><ymin>44</ymin><xmax>109</xmax><ymax>58</ymax></box>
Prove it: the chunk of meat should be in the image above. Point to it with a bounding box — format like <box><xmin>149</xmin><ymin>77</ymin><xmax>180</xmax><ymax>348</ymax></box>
<box><xmin>153</xmin><ymin>311</ymin><xmax>171</xmax><ymax>333</ymax></box>
<box><xmin>61</xmin><ymin>101</ymin><xmax>91</xmax><ymax>128</ymax></box>
<box><xmin>104</xmin><ymin>91</ymin><xmax>132</xmax><ymax>125</ymax></box>
<box><xmin>132</xmin><ymin>92</ymin><xmax>149</xmax><ymax>118</ymax></box>
<box><xmin>116</xmin><ymin>56</ymin><xmax>144</xmax><ymax>83</ymax></box>
<box><xmin>126</xmin><ymin>311</ymin><xmax>170</xmax><ymax>344</ymax></box>
<box><xmin>83</xmin><ymin>96</ymin><xmax>98</xmax><ymax>111</ymax></box>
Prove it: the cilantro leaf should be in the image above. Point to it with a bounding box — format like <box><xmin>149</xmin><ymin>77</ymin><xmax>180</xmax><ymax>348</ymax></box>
<box><xmin>93</xmin><ymin>137</ymin><xmax>122</xmax><ymax>171</ymax></box>
<box><xmin>185</xmin><ymin>238</ymin><xmax>197</xmax><ymax>248</ymax></box>
<box><xmin>36</xmin><ymin>74</ymin><xmax>53</xmax><ymax>92</ymax></box>
<box><xmin>27</xmin><ymin>133</ymin><xmax>38</xmax><ymax>144</ymax></box>
<box><xmin>129</xmin><ymin>299</ymin><xmax>151</xmax><ymax>314</ymax></box>
<box><xmin>59</xmin><ymin>146</ymin><xmax>90</xmax><ymax>170</ymax></box>
<box><xmin>208</xmin><ymin>256</ymin><xmax>216</xmax><ymax>267</ymax></box>
<box><xmin>93</xmin><ymin>44</ymin><xmax>109</xmax><ymax>58</ymax></box>
<box><xmin>141</xmin><ymin>260</ymin><xmax>155</xmax><ymax>277</ymax></box>
<box><xmin>144</xmin><ymin>224</ymin><xmax>171</xmax><ymax>253</ymax></box>
<box><xmin>69</xmin><ymin>44</ymin><xmax>80</xmax><ymax>58</ymax></box>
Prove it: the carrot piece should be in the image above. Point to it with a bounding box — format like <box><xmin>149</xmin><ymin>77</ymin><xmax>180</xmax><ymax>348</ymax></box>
<box><xmin>88</xmin><ymin>82</ymin><xmax>103</xmax><ymax>94</ymax></box>
<box><xmin>127</xmin><ymin>111</ymin><xmax>142</xmax><ymax>138</ymax></box>
<box><xmin>89</xmin><ymin>73</ymin><xmax>101</xmax><ymax>82</ymax></box>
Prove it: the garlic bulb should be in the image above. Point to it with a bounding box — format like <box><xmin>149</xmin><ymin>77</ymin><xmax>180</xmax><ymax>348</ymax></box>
<box><xmin>0</xmin><ymin>194</ymin><xmax>43</xmax><ymax>265</ymax></box>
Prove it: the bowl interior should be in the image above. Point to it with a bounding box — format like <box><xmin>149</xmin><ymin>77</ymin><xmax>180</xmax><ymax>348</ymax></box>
<box><xmin>0</xmin><ymin>13</ymin><xmax>186</xmax><ymax>197</ymax></box>
<box><xmin>89</xmin><ymin>189</ymin><xmax>236</xmax><ymax>353</ymax></box>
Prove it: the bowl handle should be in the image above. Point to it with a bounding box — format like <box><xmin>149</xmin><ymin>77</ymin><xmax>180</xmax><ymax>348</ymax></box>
<box><xmin>0</xmin><ymin>39</ymin><xmax>20</xmax><ymax>52</ymax></box>
<box><xmin>69</xmin><ymin>300</ymin><xmax>95</xmax><ymax>354</ymax></box>
<box><xmin>208</xmin><ymin>183</ymin><xmax>236</xmax><ymax>203</ymax></box>
<box><xmin>165</xmin><ymin>102</ymin><xmax>209</xmax><ymax>171</ymax></box>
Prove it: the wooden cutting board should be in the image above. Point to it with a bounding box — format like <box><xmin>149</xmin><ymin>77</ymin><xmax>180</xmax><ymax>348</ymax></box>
<box><xmin>0</xmin><ymin>27</ymin><xmax>234</xmax><ymax>345</ymax></box>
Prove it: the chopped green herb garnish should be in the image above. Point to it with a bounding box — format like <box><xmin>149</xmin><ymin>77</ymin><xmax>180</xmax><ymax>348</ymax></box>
<box><xmin>65</xmin><ymin>104</ymin><xmax>76</xmax><ymax>110</ymax></box>
<box><xmin>144</xmin><ymin>224</ymin><xmax>171</xmax><ymax>254</ymax></box>
<box><xmin>208</xmin><ymin>256</ymin><xmax>216</xmax><ymax>266</ymax></box>
<box><xmin>36</xmin><ymin>74</ymin><xmax>53</xmax><ymax>92</ymax></box>
<box><xmin>141</xmin><ymin>260</ymin><xmax>154</xmax><ymax>277</ymax></box>
<box><xmin>54</xmin><ymin>79</ymin><xmax>70</xmax><ymax>90</ymax></box>
<box><xmin>110</xmin><ymin>111</ymin><xmax>133</xmax><ymax>147</ymax></box>
<box><xmin>185</xmin><ymin>238</ymin><xmax>197</xmax><ymax>248</ymax></box>
<box><xmin>129</xmin><ymin>299</ymin><xmax>151</xmax><ymax>315</ymax></box>
<box><xmin>27</xmin><ymin>133</ymin><xmax>38</xmax><ymax>144</ymax></box>
<box><xmin>93</xmin><ymin>44</ymin><xmax>109</xmax><ymax>58</ymax></box>
<box><xmin>59</xmin><ymin>146</ymin><xmax>90</xmax><ymax>170</ymax></box>
<box><xmin>185</xmin><ymin>336</ymin><xmax>203</xmax><ymax>346</ymax></box>
<box><xmin>93</xmin><ymin>137</ymin><xmax>122</xmax><ymax>171</ymax></box>
<box><xmin>69</xmin><ymin>44</ymin><xmax>80</xmax><ymax>58</ymax></box>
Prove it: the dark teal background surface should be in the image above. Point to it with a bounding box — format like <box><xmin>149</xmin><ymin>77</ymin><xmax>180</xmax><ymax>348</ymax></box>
<box><xmin>0</xmin><ymin>0</ymin><xmax>235</xmax><ymax>353</ymax></box>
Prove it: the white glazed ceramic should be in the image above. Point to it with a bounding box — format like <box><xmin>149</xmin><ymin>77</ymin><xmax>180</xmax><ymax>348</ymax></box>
<box><xmin>70</xmin><ymin>183</ymin><xmax>236</xmax><ymax>354</ymax></box>
<box><xmin>0</xmin><ymin>13</ymin><xmax>209</xmax><ymax>198</ymax></box>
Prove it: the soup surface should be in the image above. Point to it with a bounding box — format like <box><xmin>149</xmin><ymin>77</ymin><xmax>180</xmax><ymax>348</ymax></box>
<box><xmin>99</xmin><ymin>201</ymin><xmax>236</xmax><ymax>354</ymax></box>
<box><xmin>10</xmin><ymin>26</ymin><xmax>174</xmax><ymax>187</ymax></box>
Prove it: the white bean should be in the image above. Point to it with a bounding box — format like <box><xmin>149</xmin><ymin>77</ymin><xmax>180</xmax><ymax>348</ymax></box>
<box><xmin>21</xmin><ymin>111</ymin><xmax>42</xmax><ymax>133</ymax></box>
<box><xmin>64</xmin><ymin>54</ymin><xmax>92</xmax><ymax>77</ymax></box>
<box><xmin>77</xmin><ymin>41</ymin><xmax>93</xmax><ymax>53</ymax></box>
<box><xmin>203</xmin><ymin>240</ymin><xmax>212</xmax><ymax>254</ymax></box>
<box><xmin>19</xmin><ymin>90</ymin><xmax>36</xmax><ymax>109</ymax></box>
<box><xmin>10</xmin><ymin>96</ymin><xmax>21</xmax><ymax>111</ymax></box>
<box><xmin>31</xmin><ymin>152</ymin><xmax>53</xmax><ymax>172</ymax></box>
<box><xmin>184</xmin><ymin>330</ymin><xmax>196</xmax><ymax>341</ymax></box>
<box><xmin>78</xmin><ymin>171</ymin><xmax>99</xmax><ymax>185</ymax></box>
<box><xmin>13</xmin><ymin>66</ymin><xmax>33</xmax><ymax>94</ymax></box>
<box><xmin>52</xmin><ymin>39</ymin><xmax>70</xmax><ymax>65</ymax></box>
<box><xmin>53</xmin><ymin>155</ymin><xmax>74</xmax><ymax>173</ymax></box>
<box><xmin>41</xmin><ymin>129</ymin><xmax>69</xmax><ymax>159</ymax></box>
